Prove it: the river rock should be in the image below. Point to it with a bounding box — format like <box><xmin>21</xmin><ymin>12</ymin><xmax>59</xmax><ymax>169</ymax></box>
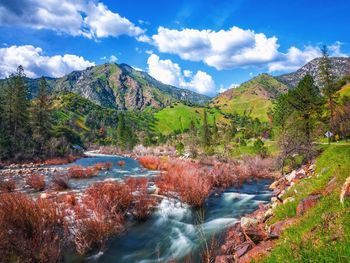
<box><xmin>234</xmin><ymin>242</ymin><xmax>252</xmax><ymax>258</ymax></box>
<box><xmin>323</xmin><ymin>177</ymin><xmax>337</xmax><ymax>196</ymax></box>
<box><xmin>285</xmin><ymin>170</ymin><xmax>296</xmax><ymax>182</ymax></box>
<box><xmin>243</xmin><ymin>223</ymin><xmax>268</xmax><ymax>244</ymax></box>
<box><xmin>268</xmin><ymin>218</ymin><xmax>296</xmax><ymax>239</ymax></box>
<box><xmin>40</xmin><ymin>193</ymin><xmax>48</xmax><ymax>199</ymax></box>
<box><xmin>296</xmin><ymin>194</ymin><xmax>321</xmax><ymax>216</ymax></box>
<box><xmin>240</xmin><ymin>217</ymin><xmax>258</xmax><ymax>229</ymax></box>
<box><xmin>215</xmin><ymin>255</ymin><xmax>234</xmax><ymax>263</ymax></box>
<box><xmin>269</xmin><ymin>180</ymin><xmax>279</xmax><ymax>190</ymax></box>
<box><xmin>238</xmin><ymin>240</ymin><xmax>275</xmax><ymax>263</ymax></box>
<box><xmin>340</xmin><ymin>177</ymin><xmax>350</xmax><ymax>204</ymax></box>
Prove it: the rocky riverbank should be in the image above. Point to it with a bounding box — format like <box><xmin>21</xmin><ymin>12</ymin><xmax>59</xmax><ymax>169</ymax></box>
<box><xmin>215</xmin><ymin>162</ymin><xmax>318</xmax><ymax>263</ymax></box>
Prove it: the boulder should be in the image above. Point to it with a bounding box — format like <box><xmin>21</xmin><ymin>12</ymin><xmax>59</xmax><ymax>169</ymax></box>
<box><xmin>238</xmin><ymin>240</ymin><xmax>276</xmax><ymax>263</ymax></box>
<box><xmin>323</xmin><ymin>176</ymin><xmax>337</xmax><ymax>196</ymax></box>
<box><xmin>240</xmin><ymin>217</ymin><xmax>258</xmax><ymax>229</ymax></box>
<box><xmin>242</xmin><ymin>223</ymin><xmax>268</xmax><ymax>244</ymax></box>
<box><xmin>269</xmin><ymin>180</ymin><xmax>279</xmax><ymax>190</ymax></box>
<box><xmin>285</xmin><ymin>170</ymin><xmax>296</xmax><ymax>182</ymax></box>
<box><xmin>340</xmin><ymin>177</ymin><xmax>350</xmax><ymax>204</ymax></box>
<box><xmin>296</xmin><ymin>194</ymin><xmax>321</xmax><ymax>216</ymax></box>
<box><xmin>220</xmin><ymin>222</ymin><xmax>246</xmax><ymax>254</ymax></box>
<box><xmin>215</xmin><ymin>255</ymin><xmax>234</xmax><ymax>263</ymax></box>
<box><xmin>268</xmin><ymin>218</ymin><xmax>296</xmax><ymax>238</ymax></box>
<box><xmin>234</xmin><ymin>242</ymin><xmax>252</xmax><ymax>258</ymax></box>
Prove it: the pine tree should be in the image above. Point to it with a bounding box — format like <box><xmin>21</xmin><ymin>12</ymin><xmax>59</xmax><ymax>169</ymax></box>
<box><xmin>30</xmin><ymin>77</ymin><xmax>52</xmax><ymax>156</ymax></box>
<box><xmin>116</xmin><ymin>112</ymin><xmax>127</xmax><ymax>149</ymax></box>
<box><xmin>319</xmin><ymin>45</ymin><xmax>338</xmax><ymax>133</ymax></box>
<box><xmin>287</xmin><ymin>74</ymin><xmax>323</xmax><ymax>146</ymax></box>
<box><xmin>2</xmin><ymin>66</ymin><xmax>31</xmax><ymax>158</ymax></box>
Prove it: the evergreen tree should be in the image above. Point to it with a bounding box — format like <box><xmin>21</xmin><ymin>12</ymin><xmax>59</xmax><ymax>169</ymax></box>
<box><xmin>319</xmin><ymin>45</ymin><xmax>338</xmax><ymax>133</ymax></box>
<box><xmin>286</xmin><ymin>74</ymin><xmax>323</xmax><ymax>146</ymax></box>
<box><xmin>116</xmin><ymin>112</ymin><xmax>127</xmax><ymax>149</ymax></box>
<box><xmin>2</xmin><ymin>66</ymin><xmax>31</xmax><ymax>158</ymax></box>
<box><xmin>30</xmin><ymin>77</ymin><xmax>52</xmax><ymax>156</ymax></box>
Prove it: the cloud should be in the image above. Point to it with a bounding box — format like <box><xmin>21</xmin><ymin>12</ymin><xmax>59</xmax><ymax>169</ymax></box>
<box><xmin>109</xmin><ymin>55</ymin><xmax>118</xmax><ymax>62</ymax></box>
<box><xmin>151</xmin><ymin>26</ymin><xmax>348</xmax><ymax>72</ymax></box>
<box><xmin>152</xmin><ymin>26</ymin><xmax>280</xmax><ymax>70</ymax></box>
<box><xmin>267</xmin><ymin>42</ymin><xmax>348</xmax><ymax>72</ymax></box>
<box><xmin>147</xmin><ymin>54</ymin><xmax>215</xmax><ymax>95</ymax></box>
<box><xmin>219</xmin><ymin>83</ymin><xmax>239</xmax><ymax>93</ymax></box>
<box><xmin>0</xmin><ymin>0</ymin><xmax>145</xmax><ymax>40</ymax></box>
<box><xmin>0</xmin><ymin>45</ymin><xmax>94</xmax><ymax>78</ymax></box>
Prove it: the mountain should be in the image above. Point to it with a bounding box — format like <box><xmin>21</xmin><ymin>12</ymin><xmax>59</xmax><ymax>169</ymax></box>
<box><xmin>277</xmin><ymin>57</ymin><xmax>350</xmax><ymax>88</ymax></box>
<box><xmin>210</xmin><ymin>74</ymin><xmax>288</xmax><ymax>121</ymax></box>
<box><xmin>3</xmin><ymin>63</ymin><xmax>210</xmax><ymax>110</ymax></box>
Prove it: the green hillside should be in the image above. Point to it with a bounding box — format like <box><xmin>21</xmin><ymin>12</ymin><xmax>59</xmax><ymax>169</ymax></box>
<box><xmin>338</xmin><ymin>83</ymin><xmax>350</xmax><ymax>97</ymax></box>
<box><xmin>210</xmin><ymin>74</ymin><xmax>288</xmax><ymax>121</ymax></box>
<box><xmin>154</xmin><ymin>103</ymin><xmax>228</xmax><ymax>135</ymax></box>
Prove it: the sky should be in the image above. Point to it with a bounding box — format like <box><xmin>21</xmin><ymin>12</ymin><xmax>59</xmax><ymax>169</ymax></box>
<box><xmin>0</xmin><ymin>0</ymin><xmax>349</xmax><ymax>96</ymax></box>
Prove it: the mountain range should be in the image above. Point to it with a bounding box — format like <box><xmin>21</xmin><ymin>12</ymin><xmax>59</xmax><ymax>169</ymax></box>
<box><xmin>1</xmin><ymin>57</ymin><xmax>349</xmax><ymax>122</ymax></box>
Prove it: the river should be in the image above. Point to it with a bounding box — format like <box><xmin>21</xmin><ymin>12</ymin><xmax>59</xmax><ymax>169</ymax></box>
<box><xmin>62</xmin><ymin>152</ymin><xmax>272</xmax><ymax>263</ymax></box>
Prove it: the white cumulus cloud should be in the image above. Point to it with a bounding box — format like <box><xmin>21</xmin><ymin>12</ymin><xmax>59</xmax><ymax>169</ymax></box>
<box><xmin>151</xmin><ymin>26</ymin><xmax>348</xmax><ymax>73</ymax></box>
<box><xmin>152</xmin><ymin>26</ymin><xmax>280</xmax><ymax>70</ymax></box>
<box><xmin>0</xmin><ymin>45</ymin><xmax>95</xmax><ymax>78</ymax></box>
<box><xmin>147</xmin><ymin>54</ymin><xmax>215</xmax><ymax>95</ymax></box>
<box><xmin>0</xmin><ymin>0</ymin><xmax>145</xmax><ymax>40</ymax></box>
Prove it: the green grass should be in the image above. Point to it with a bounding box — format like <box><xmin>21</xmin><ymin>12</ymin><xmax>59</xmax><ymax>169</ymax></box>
<box><xmin>262</xmin><ymin>144</ymin><xmax>350</xmax><ymax>262</ymax></box>
<box><xmin>338</xmin><ymin>83</ymin><xmax>350</xmax><ymax>97</ymax></box>
<box><xmin>154</xmin><ymin>103</ymin><xmax>227</xmax><ymax>135</ymax></box>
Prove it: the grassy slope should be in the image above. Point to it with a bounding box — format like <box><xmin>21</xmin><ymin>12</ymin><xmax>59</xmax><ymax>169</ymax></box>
<box><xmin>210</xmin><ymin>74</ymin><xmax>288</xmax><ymax>121</ymax></box>
<box><xmin>263</xmin><ymin>144</ymin><xmax>350</xmax><ymax>262</ymax></box>
<box><xmin>154</xmin><ymin>103</ymin><xmax>228</xmax><ymax>135</ymax></box>
<box><xmin>338</xmin><ymin>83</ymin><xmax>350</xmax><ymax>97</ymax></box>
<box><xmin>211</xmin><ymin>86</ymin><xmax>272</xmax><ymax>121</ymax></box>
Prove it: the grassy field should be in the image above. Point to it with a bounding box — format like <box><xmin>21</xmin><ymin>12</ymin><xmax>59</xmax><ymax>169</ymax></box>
<box><xmin>154</xmin><ymin>103</ymin><xmax>228</xmax><ymax>135</ymax></box>
<box><xmin>263</xmin><ymin>144</ymin><xmax>350</xmax><ymax>262</ymax></box>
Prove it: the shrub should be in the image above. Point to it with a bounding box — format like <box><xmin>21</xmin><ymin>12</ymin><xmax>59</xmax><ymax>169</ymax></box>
<box><xmin>125</xmin><ymin>178</ymin><xmax>156</xmax><ymax>221</ymax></box>
<box><xmin>239</xmin><ymin>156</ymin><xmax>274</xmax><ymax>178</ymax></box>
<box><xmin>156</xmin><ymin>159</ymin><xmax>212</xmax><ymax>207</ymax></box>
<box><xmin>73</xmin><ymin>181</ymin><xmax>131</xmax><ymax>254</ymax></box>
<box><xmin>26</xmin><ymin>173</ymin><xmax>46</xmax><ymax>191</ymax></box>
<box><xmin>93</xmin><ymin>162</ymin><xmax>112</xmax><ymax>171</ymax></box>
<box><xmin>51</xmin><ymin>174</ymin><xmax>70</xmax><ymax>191</ymax></box>
<box><xmin>117</xmin><ymin>160</ymin><xmax>125</xmax><ymax>166</ymax></box>
<box><xmin>137</xmin><ymin>156</ymin><xmax>163</xmax><ymax>170</ymax></box>
<box><xmin>67</xmin><ymin>165</ymin><xmax>99</xmax><ymax>179</ymax></box>
<box><xmin>45</xmin><ymin>155</ymin><xmax>78</xmax><ymax>165</ymax></box>
<box><xmin>0</xmin><ymin>179</ymin><xmax>16</xmax><ymax>193</ymax></box>
<box><xmin>0</xmin><ymin>193</ymin><xmax>66</xmax><ymax>263</ymax></box>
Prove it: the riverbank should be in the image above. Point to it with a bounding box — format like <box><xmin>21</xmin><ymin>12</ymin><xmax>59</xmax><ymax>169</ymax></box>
<box><xmin>216</xmin><ymin>144</ymin><xmax>350</xmax><ymax>263</ymax></box>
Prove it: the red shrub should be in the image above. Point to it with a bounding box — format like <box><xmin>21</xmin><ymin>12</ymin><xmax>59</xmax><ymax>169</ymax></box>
<box><xmin>156</xmin><ymin>159</ymin><xmax>212</xmax><ymax>207</ymax></box>
<box><xmin>68</xmin><ymin>165</ymin><xmax>99</xmax><ymax>179</ymax></box>
<box><xmin>51</xmin><ymin>174</ymin><xmax>70</xmax><ymax>191</ymax></box>
<box><xmin>0</xmin><ymin>193</ymin><xmax>66</xmax><ymax>263</ymax></box>
<box><xmin>137</xmin><ymin>156</ymin><xmax>162</xmax><ymax>170</ymax></box>
<box><xmin>84</xmin><ymin>181</ymin><xmax>133</xmax><ymax>214</ymax></box>
<box><xmin>124</xmin><ymin>178</ymin><xmax>157</xmax><ymax>221</ymax></box>
<box><xmin>239</xmin><ymin>156</ymin><xmax>273</xmax><ymax>179</ymax></box>
<box><xmin>73</xmin><ymin>181</ymin><xmax>131</xmax><ymax>254</ymax></box>
<box><xmin>44</xmin><ymin>155</ymin><xmax>79</xmax><ymax>165</ymax></box>
<box><xmin>117</xmin><ymin>160</ymin><xmax>125</xmax><ymax>166</ymax></box>
<box><xmin>94</xmin><ymin>162</ymin><xmax>113</xmax><ymax>171</ymax></box>
<box><xmin>26</xmin><ymin>173</ymin><xmax>46</xmax><ymax>191</ymax></box>
<box><xmin>0</xmin><ymin>179</ymin><xmax>16</xmax><ymax>193</ymax></box>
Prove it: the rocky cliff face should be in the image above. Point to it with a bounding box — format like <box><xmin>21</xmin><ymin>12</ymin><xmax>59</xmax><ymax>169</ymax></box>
<box><xmin>277</xmin><ymin>57</ymin><xmax>350</xmax><ymax>88</ymax></box>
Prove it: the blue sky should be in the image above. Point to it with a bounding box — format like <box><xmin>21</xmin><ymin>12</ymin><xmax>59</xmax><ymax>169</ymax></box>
<box><xmin>0</xmin><ymin>0</ymin><xmax>349</xmax><ymax>96</ymax></box>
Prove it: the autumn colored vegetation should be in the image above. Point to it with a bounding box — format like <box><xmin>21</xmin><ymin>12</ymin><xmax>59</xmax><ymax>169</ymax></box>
<box><xmin>67</xmin><ymin>165</ymin><xmax>99</xmax><ymax>179</ymax></box>
<box><xmin>93</xmin><ymin>162</ymin><xmax>113</xmax><ymax>170</ymax></box>
<box><xmin>44</xmin><ymin>155</ymin><xmax>80</xmax><ymax>165</ymax></box>
<box><xmin>0</xmin><ymin>193</ymin><xmax>67</xmax><ymax>263</ymax></box>
<box><xmin>0</xmin><ymin>179</ymin><xmax>16</xmax><ymax>193</ymax></box>
<box><xmin>153</xmin><ymin>156</ymin><xmax>274</xmax><ymax>207</ymax></box>
<box><xmin>51</xmin><ymin>174</ymin><xmax>70</xmax><ymax>191</ymax></box>
<box><xmin>26</xmin><ymin>173</ymin><xmax>46</xmax><ymax>191</ymax></box>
